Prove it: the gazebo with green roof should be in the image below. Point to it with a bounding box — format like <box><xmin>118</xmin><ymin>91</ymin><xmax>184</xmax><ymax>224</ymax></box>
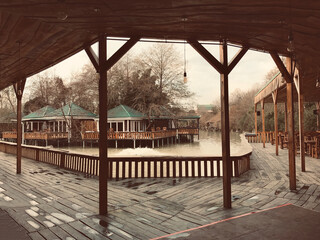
<box><xmin>104</xmin><ymin>105</ymin><xmax>146</xmax><ymax>132</ymax></box>
<box><xmin>22</xmin><ymin>106</ymin><xmax>56</xmax><ymax>132</ymax></box>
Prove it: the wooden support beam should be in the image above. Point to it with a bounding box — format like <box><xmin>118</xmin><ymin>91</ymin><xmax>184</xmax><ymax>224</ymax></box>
<box><xmin>86</xmin><ymin>36</ymin><xmax>139</xmax><ymax>73</ymax></box>
<box><xmin>189</xmin><ymin>39</ymin><xmax>247</xmax><ymax>209</ymax></box>
<box><xmin>286</xmin><ymin>57</ymin><xmax>296</xmax><ymax>190</ymax></box>
<box><xmin>188</xmin><ymin>39</ymin><xmax>225</xmax><ymax>74</ymax></box>
<box><xmin>272</xmin><ymin>90</ymin><xmax>279</xmax><ymax>155</ymax></box>
<box><xmin>105</xmin><ymin>36</ymin><xmax>140</xmax><ymax>71</ymax></box>
<box><xmin>228</xmin><ymin>47</ymin><xmax>249</xmax><ymax>74</ymax></box>
<box><xmin>261</xmin><ymin>99</ymin><xmax>265</xmax><ymax>148</ymax></box>
<box><xmin>284</xmin><ymin>102</ymin><xmax>288</xmax><ymax>132</ymax></box>
<box><xmin>269</xmin><ymin>51</ymin><xmax>292</xmax><ymax>83</ymax></box>
<box><xmin>85</xmin><ymin>46</ymin><xmax>99</xmax><ymax>73</ymax></box>
<box><xmin>254</xmin><ymin>103</ymin><xmax>258</xmax><ymax>134</ymax></box>
<box><xmin>220</xmin><ymin>40</ymin><xmax>232</xmax><ymax>209</ymax></box>
<box><xmin>13</xmin><ymin>79</ymin><xmax>26</xmax><ymax>174</ymax></box>
<box><xmin>317</xmin><ymin>102</ymin><xmax>320</xmax><ymax>131</ymax></box>
<box><xmin>298</xmin><ymin>79</ymin><xmax>305</xmax><ymax>172</ymax></box>
<box><xmin>98</xmin><ymin>35</ymin><xmax>108</xmax><ymax>215</ymax></box>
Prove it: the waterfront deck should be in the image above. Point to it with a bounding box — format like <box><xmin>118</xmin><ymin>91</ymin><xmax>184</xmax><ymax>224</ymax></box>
<box><xmin>1</xmin><ymin>142</ymin><xmax>320</xmax><ymax>239</ymax></box>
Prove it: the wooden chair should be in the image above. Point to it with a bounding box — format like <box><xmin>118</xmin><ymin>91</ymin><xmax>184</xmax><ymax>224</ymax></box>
<box><xmin>312</xmin><ymin>136</ymin><xmax>320</xmax><ymax>159</ymax></box>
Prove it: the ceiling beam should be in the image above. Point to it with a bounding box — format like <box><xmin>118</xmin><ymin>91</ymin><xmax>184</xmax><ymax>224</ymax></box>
<box><xmin>270</xmin><ymin>51</ymin><xmax>292</xmax><ymax>83</ymax></box>
<box><xmin>187</xmin><ymin>39</ymin><xmax>225</xmax><ymax>74</ymax></box>
<box><xmin>105</xmin><ymin>36</ymin><xmax>140</xmax><ymax>71</ymax></box>
<box><xmin>85</xmin><ymin>46</ymin><xmax>99</xmax><ymax>72</ymax></box>
<box><xmin>228</xmin><ymin>47</ymin><xmax>249</xmax><ymax>74</ymax></box>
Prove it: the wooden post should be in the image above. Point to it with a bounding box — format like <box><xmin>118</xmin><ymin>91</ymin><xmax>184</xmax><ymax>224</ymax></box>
<box><xmin>261</xmin><ymin>100</ymin><xmax>265</xmax><ymax>148</ymax></box>
<box><xmin>286</xmin><ymin>57</ymin><xmax>296</xmax><ymax>190</ymax></box>
<box><xmin>254</xmin><ymin>103</ymin><xmax>258</xmax><ymax>134</ymax></box>
<box><xmin>188</xmin><ymin>39</ymin><xmax>247</xmax><ymax>209</ymax></box>
<box><xmin>272</xmin><ymin>90</ymin><xmax>279</xmax><ymax>155</ymax></box>
<box><xmin>317</xmin><ymin>102</ymin><xmax>320</xmax><ymax>131</ymax></box>
<box><xmin>297</xmin><ymin>75</ymin><xmax>305</xmax><ymax>172</ymax></box>
<box><xmin>98</xmin><ymin>35</ymin><xmax>108</xmax><ymax>215</ymax></box>
<box><xmin>220</xmin><ymin>40</ymin><xmax>232</xmax><ymax>209</ymax></box>
<box><xmin>13</xmin><ymin>79</ymin><xmax>26</xmax><ymax>174</ymax></box>
<box><xmin>284</xmin><ymin>102</ymin><xmax>288</xmax><ymax>132</ymax></box>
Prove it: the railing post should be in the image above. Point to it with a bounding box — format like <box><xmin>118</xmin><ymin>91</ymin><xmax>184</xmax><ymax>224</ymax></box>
<box><xmin>36</xmin><ymin>149</ymin><xmax>39</xmax><ymax>161</ymax></box>
<box><xmin>234</xmin><ymin>159</ymin><xmax>239</xmax><ymax>177</ymax></box>
<box><xmin>60</xmin><ymin>152</ymin><xmax>65</xmax><ymax>168</ymax></box>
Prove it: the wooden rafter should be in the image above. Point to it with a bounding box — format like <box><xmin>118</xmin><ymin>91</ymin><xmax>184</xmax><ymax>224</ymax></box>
<box><xmin>13</xmin><ymin>79</ymin><xmax>26</xmax><ymax>99</ymax></box>
<box><xmin>85</xmin><ymin>46</ymin><xmax>99</xmax><ymax>73</ymax></box>
<box><xmin>105</xmin><ymin>36</ymin><xmax>140</xmax><ymax>71</ymax></box>
<box><xmin>86</xmin><ymin>36</ymin><xmax>140</xmax><ymax>73</ymax></box>
<box><xmin>269</xmin><ymin>51</ymin><xmax>292</xmax><ymax>83</ymax></box>
<box><xmin>272</xmin><ymin>89</ymin><xmax>278</xmax><ymax>104</ymax></box>
<box><xmin>187</xmin><ymin>39</ymin><xmax>225</xmax><ymax>74</ymax></box>
<box><xmin>228</xmin><ymin>47</ymin><xmax>249</xmax><ymax>74</ymax></box>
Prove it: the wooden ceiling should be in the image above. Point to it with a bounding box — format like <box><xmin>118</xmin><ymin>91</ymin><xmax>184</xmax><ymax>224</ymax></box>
<box><xmin>0</xmin><ymin>0</ymin><xmax>319</xmax><ymax>100</ymax></box>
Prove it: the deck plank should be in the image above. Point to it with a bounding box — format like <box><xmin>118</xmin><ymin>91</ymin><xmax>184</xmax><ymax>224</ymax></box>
<box><xmin>1</xmin><ymin>142</ymin><xmax>320</xmax><ymax>239</ymax></box>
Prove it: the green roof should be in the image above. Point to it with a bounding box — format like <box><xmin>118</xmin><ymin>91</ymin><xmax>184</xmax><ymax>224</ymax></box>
<box><xmin>255</xmin><ymin>71</ymin><xmax>281</xmax><ymax>97</ymax></box>
<box><xmin>150</xmin><ymin>106</ymin><xmax>175</xmax><ymax>119</ymax></box>
<box><xmin>108</xmin><ymin>105</ymin><xmax>145</xmax><ymax>118</ymax></box>
<box><xmin>23</xmin><ymin>106</ymin><xmax>56</xmax><ymax>120</ymax></box>
<box><xmin>179</xmin><ymin>115</ymin><xmax>201</xmax><ymax>119</ymax></box>
<box><xmin>197</xmin><ymin>104</ymin><xmax>213</xmax><ymax>110</ymax></box>
<box><xmin>46</xmin><ymin>103</ymin><xmax>97</xmax><ymax>118</ymax></box>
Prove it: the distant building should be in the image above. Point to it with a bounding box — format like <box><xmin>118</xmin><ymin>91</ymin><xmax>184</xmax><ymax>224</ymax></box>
<box><xmin>197</xmin><ymin>104</ymin><xmax>214</xmax><ymax>113</ymax></box>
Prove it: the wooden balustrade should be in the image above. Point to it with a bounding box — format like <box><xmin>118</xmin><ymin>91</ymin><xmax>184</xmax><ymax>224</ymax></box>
<box><xmin>82</xmin><ymin>130</ymin><xmax>177</xmax><ymax>140</ymax></box>
<box><xmin>2</xmin><ymin>131</ymin><xmax>17</xmax><ymax>139</ymax></box>
<box><xmin>177</xmin><ymin>128</ymin><xmax>199</xmax><ymax>135</ymax></box>
<box><xmin>246</xmin><ymin>131</ymin><xmax>281</xmax><ymax>144</ymax></box>
<box><xmin>246</xmin><ymin>131</ymin><xmax>320</xmax><ymax>159</ymax></box>
<box><xmin>0</xmin><ymin>140</ymin><xmax>251</xmax><ymax>178</ymax></box>
<box><xmin>3</xmin><ymin>131</ymin><xmax>68</xmax><ymax>140</ymax></box>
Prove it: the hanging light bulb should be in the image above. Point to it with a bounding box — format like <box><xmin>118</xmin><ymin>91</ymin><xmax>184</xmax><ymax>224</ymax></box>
<box><xmin>183</xmin><ymin>40</ymin><xmax>187</xmax><ymax>83</ymax></box>
<box><xmin>182</xmin><ymin>17</ymin><xmax>188</xmax><ymax>83</ymax></box>
<box><xmin>183</xmin><ymin>71</ymin><xmax>187</xmax><ymax>83</ymax></box>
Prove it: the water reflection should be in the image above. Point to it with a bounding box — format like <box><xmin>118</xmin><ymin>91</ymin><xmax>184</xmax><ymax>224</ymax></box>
<box><xmin>57</xmin><ymin>131</ymin><xmax>251</xmax><ymax>157</ymax></box>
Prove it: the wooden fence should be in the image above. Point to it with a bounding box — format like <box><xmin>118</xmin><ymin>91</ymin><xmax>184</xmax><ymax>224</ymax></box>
<box><xmin>82</xmin><ymin>130</ymin><xmax>177</xmax><ymax>140</ymax></box>
<box><xmin>0</xmin><ymin>141</ymin><xmax>251</xmax><ymax>179</ymax></box>
<box><xmin>3</xmin><ymin>131</ymin><xmax>68</xmax><ymax>140</ymax></box>
<box><xmin>246</xmin><ymin>131</ymin><xmax>277</xmax><ymax>143</ymax></box>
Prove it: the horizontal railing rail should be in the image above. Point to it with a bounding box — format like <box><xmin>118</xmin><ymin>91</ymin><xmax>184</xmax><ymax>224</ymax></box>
<box><xmin>3</xmin><ymin>131</ymin><xmax>68</xmax><ymax>140</ymax></box>
<box><xmin>0</xmin><ymin>141</ymin><xmax>251</xmax><ymax>179</ymax></box>
<box><xmin>82</xmin><ymin>130</ymin><xmax>177</xmax><ymax>140</ymax></box>
<box><xmin>177</xmin><ymin>128</ymin><xmax>199</xmax><ymax>135</ymax></box>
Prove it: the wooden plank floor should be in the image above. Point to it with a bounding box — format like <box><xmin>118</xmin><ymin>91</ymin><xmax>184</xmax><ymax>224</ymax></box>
<box><xmin>1</xmin><ymin>143</ymin><xmax>320</xmax><ymax>239</ymax></box>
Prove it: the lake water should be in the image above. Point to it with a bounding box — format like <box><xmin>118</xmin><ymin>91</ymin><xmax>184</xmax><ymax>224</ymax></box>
<box><xmin>57</xmin><ymin>131</ymin><xmax>252</xmax><ymax>157</ymax></box>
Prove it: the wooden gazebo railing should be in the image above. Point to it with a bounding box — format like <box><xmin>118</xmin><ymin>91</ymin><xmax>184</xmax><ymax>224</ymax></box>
<box><xmin>2</xmin><ymin>131</ymin><xmax>68</xmax><ymax>140</ymax></box>
<box><xmin>81</xmin><ymin>130</ymin><xmax>178</xmax><ymax>140</ymax></box>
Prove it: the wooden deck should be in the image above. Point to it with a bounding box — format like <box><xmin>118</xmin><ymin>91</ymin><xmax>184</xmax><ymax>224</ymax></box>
<box><xmin>1</xmin><ymin>142</ymin><xmax>320</xmax><ymax>239</ymax></box>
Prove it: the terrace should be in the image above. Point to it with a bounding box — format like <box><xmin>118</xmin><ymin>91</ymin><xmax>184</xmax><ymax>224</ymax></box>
<box><xmin>0</xmin><ymin>142</ymin><xmax>320</xmax><ymax>239</ymax></box>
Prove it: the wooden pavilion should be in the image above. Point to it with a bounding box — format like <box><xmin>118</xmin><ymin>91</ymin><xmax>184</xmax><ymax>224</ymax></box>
<box><xmin>82</xmin><ymin>104</ymin><xmax>199</xmax><ymax>148</ymax></box>
<box><xmin>3</xmin><ymin>103</ymin><xmax>98</xmax><ymax>145</ymax></box>
<box><xmin>252</xmin><ymin>68</ymin><xmax>320</xmax><ymax>166</ymax></box>
<box><xmin>1</xmin><ymin>1</ymin><xmax>320</xmax><ymax>215</ymax></box>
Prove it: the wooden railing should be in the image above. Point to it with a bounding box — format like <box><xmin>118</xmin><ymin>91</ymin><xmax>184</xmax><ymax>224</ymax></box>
<box><xmin>0</xmin><ymin>141</ymin><xmax>251</xmax><ymax>178</ymax></box>
<box><xmin>82</xmin><ymin>130</ymin><xmax>177</xmax><ymax>140</ymax></box>
<box><xmin>178</xmin><ymin>128</ymin><xmax>199</xmax><ymax>135</ymax></box>
<box><xmin>245</xmin><ymin>131</ymin><xmax>278</xmax><ymax>144</ymax></box>
<box><xmin>2</xmin><ymin>131</ymin><xmax>17</xmax><ymax>139</ymax></box>
<box><xmin>2</xmin><ymin>132</ymin><xmax>68</xmax><ymax>140</ymax></box>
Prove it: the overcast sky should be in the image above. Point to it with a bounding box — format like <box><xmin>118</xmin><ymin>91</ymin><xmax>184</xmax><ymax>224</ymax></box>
<box><xmin>26</xmin><ymin>39</ymin><xmax>277</xmax><ymax>106</ymax></box>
